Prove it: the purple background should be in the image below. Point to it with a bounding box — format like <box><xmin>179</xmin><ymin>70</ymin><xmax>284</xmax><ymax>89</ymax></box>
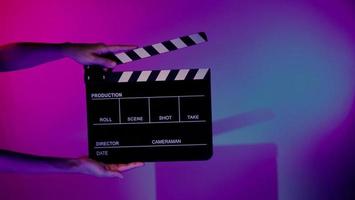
<box><xmin>0</xmin><ymin>0</ymin><xmax>354</xmax><ymax>199</ymax></box>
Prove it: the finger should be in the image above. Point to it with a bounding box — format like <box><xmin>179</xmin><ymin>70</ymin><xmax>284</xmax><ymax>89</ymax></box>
<box><xmin>106</xmin><ymin>44</ymin><xmax>138</xmax><ymax>52</ymax></box>
<box><xmin>133</xmin><ymin>162</ymin><xmax>144</xmax><ymax>166</ymax></box>
<box><xmin>90</xmin><ymin>56</ymin><xmax>116</xmax><ymax>68</ymax></box>
<box><xmin>95</xmin><ymin>166</ymin><xmax>123</xmax><ymax>178</ymax></box>
<box><xmin>86</xmin><ymin>160</ymin><xmax>108</xmax><ymax>173</ymax></box>
<box><xmin>103</xmin><ymin>171</ymin><xmax>124</xmax><ymax>179</ymax></box>
<box><xmin>118</xmin><ymin>162</ymin><xmax>144</xmax><ymax>172</ymax></box>
<box><xmin>104</xmin><ymin>165</ymin><xmax>114</xmax><ymax>171</ymax></box>
<box><xmin>106</xmin><ymin>163</ymin><xmax>128</xmax><ymax>171</ymax></box>
<box><xmin>87</xmin><ymin>162</ymin><xmax>123</xmax><ymax>178</ymax></box>
<box><xmin>106</xmin><ymin>164</ymin><xmax>120</xmax><ymax>171</ymax></box>
<box><xmin>96</xmin><ymin>44</ymin><xmax>138</xmax><ymax>54</ymax></box>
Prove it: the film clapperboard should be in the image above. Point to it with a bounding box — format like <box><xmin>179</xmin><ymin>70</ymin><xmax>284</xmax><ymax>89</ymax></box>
<box><xmin>85</xmin><ymin>32</ymin><xmax>212</xmax><ymax>163</ymax></box>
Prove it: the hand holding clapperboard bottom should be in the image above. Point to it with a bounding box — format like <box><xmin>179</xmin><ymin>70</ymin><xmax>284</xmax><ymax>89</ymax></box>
<box><xmin>0</xmin><ymin>32</ymin><xmax>211</xmax><ymax>177</ymax></box>
<box><xmin>85</xmin><ymin>32</ymin><xmax>213</xmax><ymax>163</ymax></box>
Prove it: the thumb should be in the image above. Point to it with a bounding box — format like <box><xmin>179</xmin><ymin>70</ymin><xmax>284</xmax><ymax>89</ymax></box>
<box><xmin>80</xmin><ymin>159</ymin><xmax>123</xmax><ymax>178</ymax></box>
<box><xmin>90</xmin><ymin>56</ymin><xmax>116</xmax><ymax>68</ymax></box>
<box><xmin>117</xmin><ymin>162</ymin><xmax>145</xmax><ymax>172</ymax></box>
<box><xmin>107</xmin><ymin>44</ymin><xmax>138</xmax><ymax>53</ymax></box>
<box><xmin>101</xmin><ymin>170</ymin><xmax>124</xmax><ymax>179</ymax></box>
<box><xmin>96</xmin><ymin>44</ymin><xmax>137</xmax><ymax>54</ymax></box>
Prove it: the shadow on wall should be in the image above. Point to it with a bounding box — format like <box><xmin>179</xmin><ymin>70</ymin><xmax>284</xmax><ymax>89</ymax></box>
<box><xmin>213</xmin><ymin>109</ymin><xmax>275</xmax><ymax>136</ymax></box>
<box><xmin>156</xmin><ymin>144</ymin><xmax>278</xmax><ymax>200</ymax></box>
<box><xmin>155</xmin><ymin>109</ymin><xmax>277</xmax><ymax>200</ymax></box>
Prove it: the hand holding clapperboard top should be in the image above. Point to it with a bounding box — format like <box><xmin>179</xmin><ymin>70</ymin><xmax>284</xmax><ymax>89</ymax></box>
<box><xmin>85</xmin><ymin>32</ymin><xmax>213</xmax><ymax>163</ymax></box>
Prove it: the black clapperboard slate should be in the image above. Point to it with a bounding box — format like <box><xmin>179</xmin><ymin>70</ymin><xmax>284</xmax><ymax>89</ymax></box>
<box><xmin>85</xmin><ymin>32</ymin><xmax>212</xmax><ymax>163</ymax></box>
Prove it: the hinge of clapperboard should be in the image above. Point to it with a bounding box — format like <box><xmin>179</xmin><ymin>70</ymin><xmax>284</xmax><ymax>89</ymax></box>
<box><xmin>84</xmin><ymin>32</ymin><xmax>208</xmax><ymax>82</ymax></box>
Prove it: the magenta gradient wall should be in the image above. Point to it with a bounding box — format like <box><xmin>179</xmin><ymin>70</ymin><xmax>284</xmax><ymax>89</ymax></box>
<box><xmin>0</xmin><ymin>0</ymin><xmax>354</xmax><ymax>200</ymax></box>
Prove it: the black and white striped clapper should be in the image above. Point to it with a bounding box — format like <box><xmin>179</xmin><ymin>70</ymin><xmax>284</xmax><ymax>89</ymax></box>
<box><xmin>85</xmin><ymin>67</ymin><xmax>213</xmax><ymax>163</ymax></box>
<box><xmin>85</xmin><ymin>67</ymin><xmax>210</xmax><ymax>82</ymax></box>
<box><xmin>111</xmin><ymin>32</ymin><xmax>207</xmax><ymax>66</ymax></box>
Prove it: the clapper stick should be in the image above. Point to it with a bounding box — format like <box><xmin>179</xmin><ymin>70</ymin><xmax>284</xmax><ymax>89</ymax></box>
<box><xmin>85</xmin><ymin>32</ymin><xmax>208</xmax><ymax>80</ymax></box>
<box><xmin>112</xmin><ymin>32</ymin><xmax>207</xmax><ymax>66</ymax></box>
<box><xmin>103</xmin><ymin>68</ymin><xmax>210</xmax><ymax>83</ymax></box>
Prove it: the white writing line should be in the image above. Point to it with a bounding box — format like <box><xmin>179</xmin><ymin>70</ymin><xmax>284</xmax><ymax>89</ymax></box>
<box><xmin>93</xmin><ymin>120</ymin><xmax>206</xmax><ymax>125</ymax></box>
<box><xmin>94</xmin><ymin>143</ymin><xmax>207</xmax><ymax>149</ymax></box>
<box><xmin>91</xmin><ymin>94</ymin><xmax>204</xmax><ymax>100</ymax></box>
